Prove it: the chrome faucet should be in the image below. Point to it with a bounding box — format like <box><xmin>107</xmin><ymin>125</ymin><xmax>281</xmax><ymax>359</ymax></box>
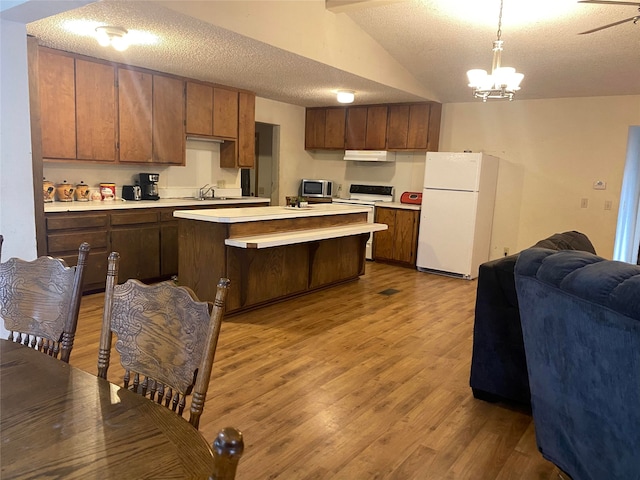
<box><xmin>198</xmin><ymin>184</ymin><xmax>213</xmax><ymax>199</ymax></box>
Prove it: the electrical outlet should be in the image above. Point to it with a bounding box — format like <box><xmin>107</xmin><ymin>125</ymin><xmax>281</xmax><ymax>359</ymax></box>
<box><xmin>580</xmin><ymin>198</ymin><xmax>589</xmax><ymax>208</ymax></box>
<box><xmin>503</xmin><ymin>247</ymin><xmax>509</xmax><ymax>256</ymax></box>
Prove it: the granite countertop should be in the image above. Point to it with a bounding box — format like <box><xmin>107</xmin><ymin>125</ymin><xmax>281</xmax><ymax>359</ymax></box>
<box><xmin>174</xmin><ymin>203</ymin><xmax>372</xmax><ymax>223</ymax></box>
<box><xmin>44</xmin><ymin>197</ymin><xmax>270</xmax><ymax>213</ymax></box>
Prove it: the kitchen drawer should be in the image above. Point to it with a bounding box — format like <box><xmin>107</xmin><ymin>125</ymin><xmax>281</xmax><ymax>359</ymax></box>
<box><xmin>47</xmin><ymin>230</ymin><xmax>108</xmax><ymax>254</ymax></box>
<box><xmin>46</xmin><ymin>213</ymin><xmax>108</xmax><ymax>231</ymax></box>
<box><xmin>111</xmin><ymin>210</ymin><xmax>159</xmax><ymax>226</ymax></box>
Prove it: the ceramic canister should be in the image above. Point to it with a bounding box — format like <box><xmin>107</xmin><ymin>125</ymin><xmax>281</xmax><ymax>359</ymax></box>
<box><xmin>75</xmin><ymin>181</ymin><xmax>90</xmax><ymax>202</ymax></box>
<box><xmin>56</xmin><ymin>180</ymin><xmax>74</xmax><ymax>202</ymax></box>
<box><xmin>43</xmin><ymin>178</ymin><xmax>55</xmax><ymax>203</ymax></box>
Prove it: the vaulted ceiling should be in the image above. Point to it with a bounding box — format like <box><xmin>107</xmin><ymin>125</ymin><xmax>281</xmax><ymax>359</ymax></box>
<box><xmin>25</xmin><ymin>0</ymin><xmax>640</xmax><ymax>107</ymax></box>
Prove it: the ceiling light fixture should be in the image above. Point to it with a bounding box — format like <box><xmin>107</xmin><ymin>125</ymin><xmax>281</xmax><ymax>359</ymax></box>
<box><xmin>336</xmin><ymin>90</ymin><xmax>355</xmax><ymax>104</ymax></box>
<box><xmin>95</xmin><ymin>26</ymin><xmax>129</xmax><ymax>52</ymax></box>
<box><xmin>466</xmin><ymin>0</ymin><xmax>524</xmax><ymax>102</ymax></box>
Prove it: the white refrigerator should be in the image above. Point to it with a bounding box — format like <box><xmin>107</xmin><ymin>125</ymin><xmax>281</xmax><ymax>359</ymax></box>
<box><xmin>416</xmin><ymin>152</ymin><xmax>499</xmax><ymax>279</ymax></box>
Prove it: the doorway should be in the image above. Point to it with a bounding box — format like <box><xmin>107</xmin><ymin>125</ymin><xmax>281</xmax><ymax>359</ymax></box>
<box><xmin>241</xmin><ymin>122</ymin><xmax>279</xmax><ymax>205</ymax></box>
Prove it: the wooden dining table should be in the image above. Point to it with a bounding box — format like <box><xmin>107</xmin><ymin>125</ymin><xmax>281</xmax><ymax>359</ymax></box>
<box><xmin>0</xmin><ymin>339</ymin><xmax>215</xmax><ymax>479</ymax></box>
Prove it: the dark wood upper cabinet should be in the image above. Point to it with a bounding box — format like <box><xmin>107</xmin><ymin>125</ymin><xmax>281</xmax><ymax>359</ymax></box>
<box><xmin>118</xmin><ymin>68</ymin><xmax>153</xmax><ymax>163</ymax></box>
<box><xmin>185</xmin><ymin>82</ymin><xmax>213</xmax><ymax>136</ymax></box>
<box><xmin>387</xmin><ymin>103</ymin><xmax>433</xmax><ymax>150</ymax></box>
<box><xmin>38</xmin><ymin>46</ymin><xmax>255</xmax><ymax>168</ymax></box>
<box><xmin>365</xmin><ymin>105</ymin><xmax>388</xmax><ymax>150</ymax></box>
<box><xmin>324</xmin><ymin>108</ymin><xmax>346</xmax><ymax>149</ymax></box>
<box><xmin>213</xmin><ymin>88</ymin><xmax>239</xmax><ymax>138</ymax></box>
<box><xmin>238</xmin><ymin>91</ymin><xmax>256</xmax><ymax>168</ymax></box>
<box><xmin>345</xmin><ymin>107</ymin><xmax>367</xmax><ymax>150</ymax></box>
<box><xmin>304</xmin><ymin>107</ymin><xmax>346</xmax><ymax>149</ymax></box>
<box><xmin>152</xmin><ymin>74</ymin><xmax>185</xmax><ymax>165</ymax></box>
<box><xmin>386</xmin><ymin>105</ymin><xmax>411</xmax><ymax>150</ymax></box>
<box><xmin>307</xmin><ymin>101</ymin><xmax>442</xmax><ymax>152</ymax></box>
<box><xmin>406</xmin><ymin>103</ymin><xmax>429</xmax><ymax>150</ymax></box>
<box><xmin>38</xmin><ymin>50</ymin><xmax>76</xmax><ymax>160</ymax></box>
<box><xmin>305</xmin><ymin>109</ymin><xmax>326</xmax><ymax>149</ymax></box>
<box><xmin>75</xmin><ymin>59</ymin><xmax>116</xmax><ymax>162</ymax></box>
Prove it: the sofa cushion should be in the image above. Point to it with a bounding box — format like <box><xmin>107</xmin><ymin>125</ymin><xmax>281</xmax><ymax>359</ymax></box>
<box><xmin>515</xmin><ymin>248</ymin><xmax>640</xmax><ymax>479</ymax></box>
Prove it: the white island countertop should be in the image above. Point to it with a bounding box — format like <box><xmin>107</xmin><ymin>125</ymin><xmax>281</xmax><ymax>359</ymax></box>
<box><xmin>174</xmin><ymin>203</ymin><xmax>371</xmax><ymax>223</ymax></box>
<box><xmin>44</xmin><ymin>197</ymin><xmax>270</xmax><ymax>213</ymax></box>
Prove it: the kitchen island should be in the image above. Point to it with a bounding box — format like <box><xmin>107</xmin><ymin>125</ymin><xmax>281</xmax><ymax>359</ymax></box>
<box><xmin>174</xmin><ymin>204</ymin><xmax>387</xmax><ymax>314</ymax></box>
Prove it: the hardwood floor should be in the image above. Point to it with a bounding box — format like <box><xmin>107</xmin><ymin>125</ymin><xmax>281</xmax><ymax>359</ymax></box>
<box><xmin>70</xmin><ymin>261</ymin><xmax>559</xmax><ymax>480</ymax></box>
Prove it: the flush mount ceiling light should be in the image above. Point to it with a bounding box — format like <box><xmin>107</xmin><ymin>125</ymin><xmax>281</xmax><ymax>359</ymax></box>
<box><xmin>95</xmin><ymin>26</ymin><xmax>129</xmax><ymax>51</ymax></box>
<box><xmin>336</xmin><ymin>90</ymin><xmax>355</xmax><ymax>104</ymax></box>
<box><xmin>466</xmin><ymin>0</ymin><xmax>524</xmax><ymax>101</ymax></box>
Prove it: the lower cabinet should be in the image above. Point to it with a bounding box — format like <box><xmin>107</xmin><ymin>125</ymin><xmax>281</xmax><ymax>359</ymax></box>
<box><xmin>45</xmin><ymin>212</ymin><xmax>110</xmax><ymax>291</ymax></box>
<box><xmin>45</xmin><ymin>202</ymin><xmax>268</xmax><ymax>292</ymax></box>
<box><xmin>110</xmin><ymin>210</ymin><xmax>161</xmax><ymax>282</ymax></box>
<box><xmin>373</xmin><ymin>206</ymin><xmax>420</xmax><ymax>267</ymax></box>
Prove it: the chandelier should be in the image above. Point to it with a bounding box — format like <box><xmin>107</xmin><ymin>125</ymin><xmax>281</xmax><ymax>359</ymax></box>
<box><xmin>466</xmin><ymin>0</ymin><xmax>524</xmax><ymax>101</ymax></box>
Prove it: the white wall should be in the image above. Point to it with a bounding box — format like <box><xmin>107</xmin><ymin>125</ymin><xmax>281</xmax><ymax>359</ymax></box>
<box><xmin>441</xmin><ymin>95</ymin><xmax>640</xmax><ymax>259</ymax></box>
<box><xmin>0</xmin><ymin>19</ymin><xmax>37</xmax><ymax>261</ymax></box>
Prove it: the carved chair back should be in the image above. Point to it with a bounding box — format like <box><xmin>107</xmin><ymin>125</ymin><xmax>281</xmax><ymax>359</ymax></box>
<box><xmin>98</xmin><ymin>252</ymin><xmax>230</xmax><ymax>429</ymax></box>
<box><xmin>0</xmin><ymin>241</ymin><xmax>90</xmax><ymax>363</ymax></box>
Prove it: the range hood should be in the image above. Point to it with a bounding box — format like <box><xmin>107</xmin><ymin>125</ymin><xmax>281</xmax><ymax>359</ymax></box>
<box><xmin>343</xmin><ymin>150</ymin><xmax>396</xmax><ymax>162</ymax></box>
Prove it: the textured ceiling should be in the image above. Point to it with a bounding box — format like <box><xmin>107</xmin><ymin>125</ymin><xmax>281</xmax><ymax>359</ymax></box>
<box><xmin>25</xmin><ymin>0</ymin><xmax>640</xmax><ymax>106</ymax></box>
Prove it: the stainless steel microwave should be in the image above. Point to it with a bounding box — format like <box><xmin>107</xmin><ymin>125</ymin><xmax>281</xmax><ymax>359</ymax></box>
<box><xmin>300</xmin><ymin>179</ymin><xmax>333</xmax><ymax>198</ymax></box>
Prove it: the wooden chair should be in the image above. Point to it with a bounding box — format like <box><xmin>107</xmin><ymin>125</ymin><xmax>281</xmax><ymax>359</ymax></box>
<box><xmin>98</xmin><ymin>253</ymin><xmax>243</xmax><ymax>478</ymax></box>
<box><xmin>0</xmin><ymin>241</ymin><xmax>90</xmax><ymax>363</ymax></box>
<box><xmin>98</xmin><ymin>251</ymin><xmax>231</xmax><ymax>429</ymax></box>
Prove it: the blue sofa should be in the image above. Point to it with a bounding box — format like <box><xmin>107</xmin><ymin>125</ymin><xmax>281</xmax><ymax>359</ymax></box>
<box><xmin>470</xmin><ymin>231</ymin><xmax>596</xmax><ymax>404</ymax></box>
<box><xmin>515</xmin><ymin>248</ymin><xmax>640</xmax><ymax>480</ymax></box>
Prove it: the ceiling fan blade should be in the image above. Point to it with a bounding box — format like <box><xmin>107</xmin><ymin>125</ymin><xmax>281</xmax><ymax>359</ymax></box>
<box><xmin>578</xmin><ymin>0</ymin><xmax>640</xmax><ymax>5</ymax></box>
<box><xmin>579</xmin><ymin>15</ymin><xmax>638</xmax><ymax>34</ymax></box>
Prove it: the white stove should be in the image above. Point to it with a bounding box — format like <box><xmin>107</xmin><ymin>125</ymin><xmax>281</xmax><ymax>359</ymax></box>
<box><xmin>333</xmin><ymin>184</ymin><xmax>394</xmax><ymax>259</ymax></box>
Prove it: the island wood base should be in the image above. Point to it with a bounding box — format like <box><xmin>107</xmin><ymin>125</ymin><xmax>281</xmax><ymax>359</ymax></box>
<box><xmin>177</xmin><ymin>211</ymin><xmax>371</xmax><ymax>314</ymax></box>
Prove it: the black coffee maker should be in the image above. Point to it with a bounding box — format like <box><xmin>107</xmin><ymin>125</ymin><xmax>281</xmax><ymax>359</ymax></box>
<box><xmin>139</xmin><ymin>173</ymin><xmax>160</xmax><ymax>200</ymax></box>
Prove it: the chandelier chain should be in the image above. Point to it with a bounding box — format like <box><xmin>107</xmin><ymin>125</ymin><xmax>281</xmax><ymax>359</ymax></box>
<box><xmin>496</xmin><ymin>0</ymin><xmax>504</xmax><ymax>41</ymax></box>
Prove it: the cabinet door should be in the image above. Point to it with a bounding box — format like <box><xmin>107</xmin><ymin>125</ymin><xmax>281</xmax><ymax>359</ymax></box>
<box><xmin>394</xmin><ymin>209</ymin><xmax>419</xmax><ymax>264</ymax></box>
<box><xmin>365</xmin><ymin>106</ymin><xmax>388</xmax><ymax>150</ymax></box>
<box><xmin>345</xmin><ymin>107</ymin><xmax>367</xmax><ymax>150</ymax></box>
<box><xmin>386</xmin><ymin>105</ymin><xmax>410</xmax><ymax>150</ymax></box>
<box><xmin>373</xmin><ymin>207</ymin><xmax>396</xmax><ymax>261</ymax></box>
<box><xmin>324</xmin><ymin>108</ymin><xmax>346</xmax><ymax>149</ymax></box>
<box><xmin>38</xmin><ymin>50</ymin><xmax>76</xmax><ymax>159</ymax></box>
<box><xmin>153</xmin><ymin>74</ymin><xmax>185</xmax><ymax>165</ymax></box>
<box><xmin>305</xmin><ymin>109</ymin><xmax>326</xmax><ymax>149</ymax></box>
<box><xmin>111</xmin><ymin>225</ymin><xmax>160</xmax><ymax>282</ymax></box>
<box><xmin>238</xmin><ymin>91</ymin><xmax>256</xmax><ymax>168</ymax></box>
<box><xmin>160</xmin><ymin>221</ymin><xmax>179</xmax><ymax>276</ymax></box>
<box><xmin>75</xmin><ymin>59</ymin><xmax>116</xmax><ymax>161</ymax></box>
<box><xmin>118</xmin><ymin>68</ymin><xmax>153</xmax><ymax>163</ymax></box>
<box><xmin>406</xmin><ymin>103</ymin><xmax>430</xmax><ymax>150</ymax></box>
<box><xmin>213</xmin><ymin>88</ymin><xmax>238</xmax><ymax>138</ymax></box>
<box><xmin>185</xmin><ymin>82</ymin><xmax>213</xmax><ymax>136</ymax></box>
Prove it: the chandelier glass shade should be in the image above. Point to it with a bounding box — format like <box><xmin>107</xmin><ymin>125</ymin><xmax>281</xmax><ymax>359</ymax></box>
<box><xmin>466</xmin><ymin>1</ymin><xmax>524</xmax><ymax>101</ymax></box>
